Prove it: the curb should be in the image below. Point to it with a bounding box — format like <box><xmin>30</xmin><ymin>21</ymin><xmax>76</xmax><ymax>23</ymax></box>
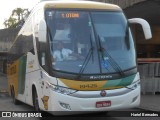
<box><xmin>137</xmin><ymin>107</ymin><xmax>151</xmax><ymax>111</ymax></box>
<box><xmin>137</xmin><ymin>107</ymin><xmax>160</xmax><ymax>112</ymax></box>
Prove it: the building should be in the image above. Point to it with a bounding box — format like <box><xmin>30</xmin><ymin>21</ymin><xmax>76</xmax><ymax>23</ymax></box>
<box><xmin>0</xmin><ymin>28</ymin><xmax>20</xmax><ymax>73</ymax></box>
<box><xmin>97</xmin><ymin>0</ymin><xmax>160</xmax><ymax>60</ymax></box>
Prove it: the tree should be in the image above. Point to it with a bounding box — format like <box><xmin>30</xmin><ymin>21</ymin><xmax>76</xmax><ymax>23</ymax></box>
<box><xmin>3</xmin><ymin>17</ymin><xmax>18</xmax><ymax>28</ymax></box>
<box><xmin>11</xmin><ymin>8</ymin><xmax>30</xmax><ymax>22</ymax></box>
<box><xmin>3</xmin><ymin>8</ymin><xmax>30</xmax><ymax>28</ymax></box>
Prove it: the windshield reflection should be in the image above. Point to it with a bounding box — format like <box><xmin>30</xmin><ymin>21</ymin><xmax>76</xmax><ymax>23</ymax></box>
<box><xmin>45</xmin><ymin>10</ymin><xmax>136</xmax><ymax>75</ymax></box>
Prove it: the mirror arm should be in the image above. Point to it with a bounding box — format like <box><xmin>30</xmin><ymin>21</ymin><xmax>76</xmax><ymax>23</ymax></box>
<box><xmin>38</xmin><ymin>19</ymin><xmax>47</xmax><ymax>42</ymax></box>
<box><xmin>128</xmin><ymin>18</ymin><xmax>152</xmax><ymax>40</ymax></box>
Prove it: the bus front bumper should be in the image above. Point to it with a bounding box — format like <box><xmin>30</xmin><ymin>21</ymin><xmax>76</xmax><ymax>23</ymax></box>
<box><xmin>49</xmin><ymin>86</ymin><xmax>140</xmax><ymax>115</ymax></box>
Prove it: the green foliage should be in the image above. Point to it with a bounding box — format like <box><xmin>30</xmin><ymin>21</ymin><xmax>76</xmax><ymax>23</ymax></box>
<box><xmin>3</xmin><ymin>17</ymin><xmax>18</xmax><ymax>28</ymax></box>
<box><xmin>3</xmin><ymin>8</ymin><xmax>30</xmax><ymax>28</ymax></box>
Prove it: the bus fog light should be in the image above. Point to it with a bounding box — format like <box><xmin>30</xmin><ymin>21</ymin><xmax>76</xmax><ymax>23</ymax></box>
<box><xmin>132</xmin><ymin>96</ymin><xmax>138</xmax><ymax>103</ymax></box>
<box><xmin>59</xmin><ymin>102</ymin><xmax>71</xmax><ymax>110</ymax></box>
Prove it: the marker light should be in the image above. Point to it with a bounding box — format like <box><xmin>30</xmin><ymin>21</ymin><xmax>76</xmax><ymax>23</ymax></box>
<box><xmin>127</xmin><ymin>80</ymin><xmax>140</xmax><ymax>90</ymax></box>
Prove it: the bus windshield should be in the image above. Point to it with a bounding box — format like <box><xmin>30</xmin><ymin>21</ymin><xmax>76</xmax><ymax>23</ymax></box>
<box><xmin>45</xmin><ymin>10</ymin><xmax>136</xmax><ymax>77</ymax></box>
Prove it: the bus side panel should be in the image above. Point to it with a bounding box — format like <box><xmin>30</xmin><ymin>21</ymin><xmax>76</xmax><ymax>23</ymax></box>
<box><xmin>14</xmin><ymin>55</ymin><xmax>28</xmax><ymax>102</ymax></box>
<box><xmin>7</xmin><ymin>56</ymin><xmax>27</xmax><ymax>102</ymax></box>
<box><xmin>7</xmin><ymin>60</ymin><xmax>20</xmax><ymax>98</ymax></box>
<box><xmin>18</xmin><ymin>55</ymin><xmax>27</xmax><ymax>94</ymax></box>
<box><xmin>25</xmin><ymin>52</ymin><xmax>41</xmax><ymax>106</ymax></box>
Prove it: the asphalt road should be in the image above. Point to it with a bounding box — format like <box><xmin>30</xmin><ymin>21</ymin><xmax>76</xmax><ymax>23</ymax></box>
<box><xmin>0</xmin><ymin>93</ymin><xmax>159</xmax><ymax>120</ymax></box>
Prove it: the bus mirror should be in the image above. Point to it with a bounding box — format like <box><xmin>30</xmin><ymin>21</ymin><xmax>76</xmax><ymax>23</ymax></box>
<box><xmin>128</xmin><ymin>18</ymin><xmax>152</xmax><ymax>40</ymax></box>
<box><xmin>38</xmin><ymin>19</ymin><xmax>47</xmax><ymax>42</ymax></box>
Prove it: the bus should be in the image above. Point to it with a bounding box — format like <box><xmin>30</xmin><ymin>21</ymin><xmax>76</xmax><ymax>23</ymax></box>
<box><xmin>7</xmin><ymin>0</ymin><xmax>152</xmax><ymax>115</ymax></box>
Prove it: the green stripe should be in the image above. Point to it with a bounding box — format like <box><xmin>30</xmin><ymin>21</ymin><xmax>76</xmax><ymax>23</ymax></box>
<box><xmin>103</xmin><ymin>79</ymin><xmax>121</xmax><ymax>87</ymax></box>
<box><xmin>118</xmin><ymin>74</ymin><xmax>136</xmax><ymax>86</ymax></box>
<box><xmin>18</xmin><ymin>55</ymin><xmax>27</xmax><ymax>94</ymax></box>
<box><xmin>102</xmin><ymin>74</ymin><xmax>136</xmax><ymax>89</ymax></box>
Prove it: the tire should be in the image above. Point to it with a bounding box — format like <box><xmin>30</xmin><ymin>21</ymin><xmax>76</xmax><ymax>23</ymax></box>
<box><xmin>33</xmin><ymin>90</ymin><xmax>40</xmax><ymax>112</ymax></box>
<box><xmin>11</xmin><ymin>87</ymin><xmax>20</xmax><ymax>105</ymax></box>
<box><xmin>33</xmin><ymin>90</ymin><xmax>44</xmax><ymax>120</ymax></box>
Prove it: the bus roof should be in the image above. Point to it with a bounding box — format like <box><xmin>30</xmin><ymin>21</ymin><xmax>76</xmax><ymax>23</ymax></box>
<box><xmin>40</xmin><ymin>0</ymin><xmax>121</xmax><ymax>11</ymax></box>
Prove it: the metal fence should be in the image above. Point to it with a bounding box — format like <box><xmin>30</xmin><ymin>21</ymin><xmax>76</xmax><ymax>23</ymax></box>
<box><xmin>138</xmin><ymin>63</ymin><xmax>160</xmax><ymax>94</ymax></box>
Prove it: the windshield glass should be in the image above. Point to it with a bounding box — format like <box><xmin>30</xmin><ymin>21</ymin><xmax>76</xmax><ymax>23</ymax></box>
<box><xmin>45</xmin><ymin>10</ymin><xmax>136</xmax><ymax>75</ymax></box>
<box><xmin>91</xmin><ymin>12</ymin><xmax>136</xmax><ymax>73</ymax></box>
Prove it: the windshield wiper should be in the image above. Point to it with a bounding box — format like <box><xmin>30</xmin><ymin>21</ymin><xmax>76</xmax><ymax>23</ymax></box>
<box><xmin>77</xmin><ymin>34</ymin><xmax>94</xmax><ymax>79</ymax></box>
<box><xmin>97</xmin><ymin>35</ymin><xmax>125</xmax><ymax>77</ymax></box>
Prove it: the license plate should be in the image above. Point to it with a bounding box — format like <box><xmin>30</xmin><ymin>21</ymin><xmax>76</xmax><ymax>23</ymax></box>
<box><xmin>96</xmin><ymin>101</ymin><xmax>111</xmax><ymax>108</ymax></box>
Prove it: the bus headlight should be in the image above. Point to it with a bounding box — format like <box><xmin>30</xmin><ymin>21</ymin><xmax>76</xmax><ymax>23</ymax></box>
<box><xmin>127</xmin><ymin>80</ymin><xmax>140</xmax><ymax>90</ymax></box>
<box><xmin>47</xmin><ymin>82</ymin><xmax>77</xmax><ymax>95</ymax></box>
<box><xmin>55</xmin><ymin>86</ymin><xmax>77</xmax><ymax>95</ymax></box>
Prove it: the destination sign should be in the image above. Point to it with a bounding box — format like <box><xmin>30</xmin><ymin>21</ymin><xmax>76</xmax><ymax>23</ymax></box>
<box><xmin>61</xmin><ymin>13</ymin><xmax>80</xmax><ymax>18</ymax></box>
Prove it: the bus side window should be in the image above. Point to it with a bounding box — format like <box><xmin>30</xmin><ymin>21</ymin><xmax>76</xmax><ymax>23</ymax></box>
<box><xmin>33</xmin><ymin>10</ymin><xmax>50</xmax><ymax>72</ymax></box>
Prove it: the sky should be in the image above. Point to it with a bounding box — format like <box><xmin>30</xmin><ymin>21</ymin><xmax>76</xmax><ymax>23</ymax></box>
<box><xmin>0</xmin><ymin>0</ymin><xmax>40</xmax><ymax>29</ymax></box>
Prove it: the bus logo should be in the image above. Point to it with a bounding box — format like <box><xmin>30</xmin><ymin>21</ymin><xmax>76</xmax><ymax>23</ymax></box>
<box><xmin>100</xmin><ymin>90</ymin><xmax>106</xmax><ymax>97</ymax></box>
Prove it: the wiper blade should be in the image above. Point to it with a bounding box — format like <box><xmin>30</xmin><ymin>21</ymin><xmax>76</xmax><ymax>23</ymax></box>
<box><xmin>77</xmin><ymin>34</ymin><xmax>94</xmax><ymax>79</ymax></box>
<box><xmin>77</xmin><ymin>47</ymin><xmax>94</xmax><ymax>79</ymax></box>
<box><xmin>97</xmin><ymin>35</ymin><xmax>125</xmax><ymax>77</ymax></box>
<box><xmin>103</xmin><ymin>50</ymin><xmax>125</xmax><ymax>77</ymax></box>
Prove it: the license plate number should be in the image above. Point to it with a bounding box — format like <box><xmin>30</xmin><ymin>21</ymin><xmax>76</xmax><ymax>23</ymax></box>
<box><xmin>96</xmin><ymin>101</ymin><xmax>111</xmax><ymax>108</ymax></box>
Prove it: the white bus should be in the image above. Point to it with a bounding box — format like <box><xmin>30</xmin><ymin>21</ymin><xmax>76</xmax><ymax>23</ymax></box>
<box><xmin>7</xmin><ymin>0</ymin><xmax>152</xmax><ymax>115</ymax></box>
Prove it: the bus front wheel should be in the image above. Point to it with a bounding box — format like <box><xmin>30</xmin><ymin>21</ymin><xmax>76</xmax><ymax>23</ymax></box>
<box><xmin>33</xmin><ymin>90</ymin><xmax>40</xmax><ymax>112</ymax></box>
